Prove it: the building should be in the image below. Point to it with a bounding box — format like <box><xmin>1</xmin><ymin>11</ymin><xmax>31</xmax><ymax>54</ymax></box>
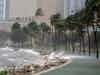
<box><xmin>0</xmin><ymin>0</ymin><xmax>86</xmax><ymax>20</ymax></box>
<box><xmin>0</xmin><ymin>0</ymin><xmax>37</xmax><ymax>20</ymax></box>
<box><xmin>64</xmin><ymin>0</ymin><xmax>86</xmax><ymax>17</ymax></box>
<box><xmin>9</xmin><ymin>0</ymin><xmax>37</xmax><ymax>19</ymax></box>
<box><xmin>0</xmin><ymin>0</ymin><xmax>86</xmax><ymax>31</ymax></box>
<box><xmin>37</xmin><ymin>0</ymin><xmax>59</xmax><ymax>17</ymax></box>
<box><xmin>37</xmin><ymin>0</ymin><xmax>65</xmax><ymax>18</ymax></box>
<box><xmin>37</xmin><ymin>0</ymin><xmax>86</xmax><ymax>18</ymax></box>
<box><xmin>0</xmin><ymin>0</ymin><xmax>7</xmax><ymax>20</ymax></box>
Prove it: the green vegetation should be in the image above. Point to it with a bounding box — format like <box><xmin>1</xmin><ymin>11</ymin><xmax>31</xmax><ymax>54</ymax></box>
<box><xmin>0</xmin><ymin>70</ymin><xmax>7</xmax><ymax>75</ymax></box>
<box><xmin>35</xmin><ymin>8</ymin><xmax>44</xmax><ymax>16</ymax></box>
<box><xmin>11</xmin><ymin>22</ymin><xmax>28</xmax><ymax>48</ymax></box>
<box><xmin>10</xmin><ymin>0</ymin><xmax>100</xmax><ymax>58</ymax></box>
<box><xmin>10</xmin><ymin>21</ymin><xmax>51</xmax><ymax>48</ymax></box>
<box><xmin>49</xmin><ymin>0</ymin><xmax>100</xmax><ymax>58</ymax></box>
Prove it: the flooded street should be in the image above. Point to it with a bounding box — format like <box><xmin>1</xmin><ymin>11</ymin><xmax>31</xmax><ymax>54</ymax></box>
<box><xmin>0</xmin><ymin>47</ymin><xmax>41</xmax><ymax>68</ymax></box>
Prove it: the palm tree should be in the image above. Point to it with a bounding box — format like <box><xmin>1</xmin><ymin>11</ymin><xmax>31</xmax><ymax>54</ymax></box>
<box><xmin>39</xmin><ymin>22</ymin><xmax>51</xmax><ymax>47</ymax></box>
<box><xmin>11</xmin><ymin>22</ymin><xmax>21</xmax><ymax>32</ymax></box>
<box><xmin>27</xmin><ymin>21</ymin><xmax>39</xmax><ymax>48</ymax></box>
<box><xmin>11</xmin><ymin>22</ymin><xmax>21</xmax><ymax>46</ymax></box>
<box><xmin>85</xmin><ymin>0</ymin><xmax>100</xmax><ymax>59</ymax></box>
<box><xmin>85</xmin><ymin>0</ymin><xmax>100</xmax><ymax>12</ymax></box>
<box><xmin>50</xmin><ymin>13</ymin><xmax>62</xmax><ymax>51</ymax></box>
<box><xmin>35</xmin><ymin>8</ymin><xmax>44</xmax><ymax>16</ymax></box>
<box><xmin>65</xmin><ymin>9</ymin><xmax>88</xmax><ymax>54</ymax></box>
<box><xmin>40</xmin><ymin>22</ymin><xmax>50</xmax><ymax>32</ymax></box>
<box><xmin>75</xmin><ymin>10</ymin><xmax>88</xmax><ymax>54</ymax></box>
<box><xmin>65</xmin><ymin>15</ymin><xmax>78</xmax><ymax>53</ymax></box>
<box><xmin>53</xmin><ymin>19</ymin><xmax>66</xmax><ymax>50</ymax></box>
<box><xmin>22</xmin><ymin>26</ymin><xmax>30</xmax><ymax>47</ymax></box>
<box><xmin>11</xmin><ymin>22</ymin><xmax>27</xmax><ymax>48</ymax></box>
<box><xmin>70</xmin><ymin>7</ymin><xmax>93</xmax><ymax>55</ymax></box>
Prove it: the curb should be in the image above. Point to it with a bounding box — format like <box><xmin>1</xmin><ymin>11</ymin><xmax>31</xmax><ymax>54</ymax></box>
<box><xmin>35</xmin><ymin>59</ymin><xmax>72</xmax><ymax>75</ymax></box>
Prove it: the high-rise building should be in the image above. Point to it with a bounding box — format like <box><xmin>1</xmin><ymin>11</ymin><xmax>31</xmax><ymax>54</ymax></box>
<box><xmin>37</xmin><ymin>0</ymin><xmax>57</xmax><ymax>17</ymax></box>
<box><xmin>0</xmin><ymin>0</ymin><xmax>86</xmax><ymax>31</ymax></box>
<box><xmin>56</xmin><ymin>0</ymin><xmax>64</xmax><ymax>17</ymax></box>
<box><xmin>9</xmin><ymin>0</ymin><xmax>37</xmax><ymax>19</ymax></box>
<box><xmin>64</xmin><ymin>0</ymin><xmax>86</xmax><ymax>17</ymax></box>
<box><xmin>0</xmin><ymin>0</ymin><xmax>7</xmax><ymax>20</ymax></box>
<box><xmin>56</xmin><ymin>0</ymin><xmax>84</xmax><ymax>18</ymax></box>
<box><xmin>0</xmin><ymin>0</ymin><xmax>86</xmax><ymax>20</ymax></box>
<box><xmin>37</xmin><ymin>0</ymin><xmax>86</xmax><ymax>18</ymax></box>
<box><xmin>37</xmin><ymin>0</ymin><xmax>65</xmax><ymax>18</ymax></box>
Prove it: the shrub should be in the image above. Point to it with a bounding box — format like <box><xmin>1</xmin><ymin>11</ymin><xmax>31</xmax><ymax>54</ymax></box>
<box><xmin>0</xmin><ymin>70</ymin><xmax>7</xmax><ymax>75</ymax></box>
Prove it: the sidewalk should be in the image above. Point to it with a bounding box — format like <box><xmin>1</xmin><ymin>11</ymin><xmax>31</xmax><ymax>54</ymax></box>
<box><xmin>42</xmin><ymin>56</ymin><xmax>100</xmax><ymax>75</ymax></box>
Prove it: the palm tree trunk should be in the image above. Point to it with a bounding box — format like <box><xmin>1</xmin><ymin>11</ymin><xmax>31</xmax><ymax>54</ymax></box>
<box><xmin>92</xmin><ymin>24</ymin><xmax>99</xmax><ymax>59</ymax></box>
<box><xmin>78</xmin><ymin>26</ymin><xmax>85</xmax><ymax>54</ymax></box>
<box><xmin>82</xmin><ymin>37</ymin><xmax>86</xmax><ymax>54</ymax></box>
<box><xmin>71</xmin><ymin>32</ymin><xmax>75</xmax><ymax>53</ymax></box>
<box><xmin>87</xmin><ymin>24</ymin><xmax>91</xmax><ymax>56</ymax></box>
<box><xmin>52</xmin><ymin>25</ymin><xmax>56</xmax><ymax>51</ymax></box>
<box><xmin>69</xmin><ymin>33</ymin><xmax>72</xmax><ymax>53</ymax></box>
<box><xmin>65</xmin><ymin>33</ymin><xmax>68</xmax><ymax>51</ymax></box>
<box><xmin>69</xmin><ymin>38</ymin><xmax>71</xmax><ymax>52</ymax></box>
<box><xmin>79</xmin><ymin>36</ymin><xmax>82</xmax><ymax>54</ymax></box>
<box><xmin>54</xmin><ymin>30</ymin><xmax>57</xmax><ymax>51</ymax></box>
<box><xmin>95</xmin><ymin>31</ymin><xmax>99</xmax><ymax>59</ymax></box>
<box><xmin>43</xmin><ymin>31</ymin><xmax>45</xmax><ymax>46</ymax></box>
<box><xmin>92</xmin><ymin>25</ymin><xmax>96</xmax><ymax>54</ymax></box>
<box><xmin>81</xmin><ymin>34</ymin><xmax>86</xmax><ymax>55</ymax></box>
<box><xmin>51</xmin><ymin>25</ymin><xmax>54</xmax><ymax>50</ymax></box>
<box><xmin>31</xmin><ymin>36</ymin><xmax>33</xmax><ymax>48</ymax></box>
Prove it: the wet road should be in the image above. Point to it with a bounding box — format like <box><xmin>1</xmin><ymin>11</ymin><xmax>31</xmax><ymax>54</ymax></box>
<box><xmin>0</xmin><ymin>47</ymin><xmax>41</xmax><ymax>68</ymax></box>
<box><xmin>42</xmin><ymin>56</ymin><xmax>100</xmax><ymax>75</ymax></box>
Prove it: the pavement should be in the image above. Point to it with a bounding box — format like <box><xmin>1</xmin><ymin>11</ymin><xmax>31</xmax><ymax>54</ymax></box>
<box><xmin>0</xmin><ymin>47</ymin><xmax>100</xmax><ymax>75</ymax></box>
<box><xmin>42</xmin><ymin>55</ymin><xmax>100</xmax><ymax>75</ymax></box>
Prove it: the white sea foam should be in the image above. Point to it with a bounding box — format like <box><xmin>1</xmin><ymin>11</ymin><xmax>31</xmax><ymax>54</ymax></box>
<box><xmin>0</xmin><ymin>46</ymin><xmax>14</xmax><ymax>51</ymax></box>
<box><xmin>2</xmin><ymin>54</ymin><xmax>9</xmax><ymax>57</ymax></box>
<box><xmin>19</xmin><ymin>48</ymin><xmax>40</xmax><ymax>56</ymax></box>
<box><xmin>8</xmin><ymin>58</ymin><xmax>15</xmax><ymax>61</ymax></box>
